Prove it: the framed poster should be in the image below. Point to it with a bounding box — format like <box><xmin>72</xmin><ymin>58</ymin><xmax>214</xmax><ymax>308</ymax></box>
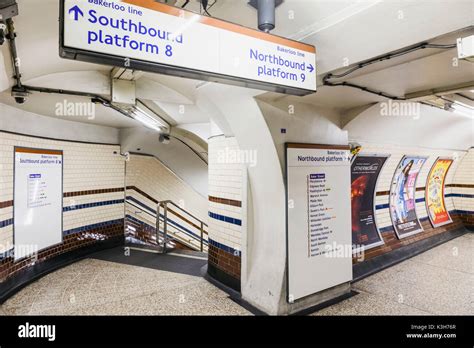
<box><xmin>389</xmin><ymin>155</ymin><xmax>427</xmax><ymax>239</ymax></box>
<box><xmin>351</xmin><ymin>154</ymin><xmax>389</xmax><ymax>251</ymax></box>
<box><xmin>425</xmin><ymin>157</ymin><xmax>454</xmax><ymax>228</ymax></box>
<box><xmin>14</xmin><ymin>147</ymin><xmax>63</xmax><ymax>261</ymax></box>
<box><xmin>286</xmin><ymin>143</ymin><xmax>352</xmax><ymax>302</ymax></box>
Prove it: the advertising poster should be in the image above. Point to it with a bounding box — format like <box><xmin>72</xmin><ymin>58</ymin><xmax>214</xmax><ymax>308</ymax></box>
<box><xmin>389</xmin><ymin>156</ymin><xmax>427</xmax><ymax>239</ymax></box>
<box><xmin>286</xmin><ymin>143</ymin><xmax>352</xmax><ymax>301</ymax></box>
<box><xmin>351</xmin><ymin>155</ymin><xmax>389</xmax><ymax>250</ymax></box>
<box><xmin>425</xmin><ymin>158</ymin><xmax>453</xmax><ymax>227</ymax></box>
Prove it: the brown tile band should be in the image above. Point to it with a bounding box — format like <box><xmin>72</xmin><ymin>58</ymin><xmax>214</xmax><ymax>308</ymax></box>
<box><xmin>376</xmin><ymin>191</ymin><xmax>390</xmax><ymax>196</ymax></box>
<box><xmin>376</xmin><ymin>187</ymin><xmax>426</xmax><ymax>196</ymax></box>
<box><xmin>446</xmin><ymin>184</ymin><xmax>474</xmax><ymax>189</ymax></box>
<box><xmin>126</xmin><ymin>186</ymin><xmax>158</xmax><ymax>204</ymax></box>
<box><xmin>64</xmin><ymin>187</ymin><xmax>124</xmax><ymax>198</ymax></box>
<box><xmin>209</xmin><ymin>196</ymin><xmax>242</xmax><ymax>208</ymax></box>
<box><xmin>168</xmin><ymin>208</ymin><xmax>208</xmax><ymax>235</ymax></box>
<box><xmin>0</xmin><ymin>189</ymin><xmax>125</xmax><ymax>209</ymax></box>
<box><xmin>0</xmin><ymin>200</ymin><xmax>13</xmax><ymax>209</ymax></box>
<box><xmin>208</xmin><ymin>244</ymin><xmax>241</xmax><ymax>280</ymax></box>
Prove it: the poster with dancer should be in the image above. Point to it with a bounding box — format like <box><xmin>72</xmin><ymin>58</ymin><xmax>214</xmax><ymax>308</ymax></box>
<box><xmin>389</xmin><ymin>156</ymin><xmax>427</xmax><ymax>239</ymax></box>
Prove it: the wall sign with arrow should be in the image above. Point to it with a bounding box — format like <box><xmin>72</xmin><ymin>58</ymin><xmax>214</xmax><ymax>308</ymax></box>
<box><xmin>60</xmin><ymin>0</ymin><xmax>316</xmax><ymax>96</ymax></box>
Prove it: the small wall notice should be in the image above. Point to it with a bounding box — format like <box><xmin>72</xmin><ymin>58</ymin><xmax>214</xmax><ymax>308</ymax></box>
<box><xmin>14</xmin><ymin>147</ymin><xmax>63</xmax><ymax>260</ymax></box>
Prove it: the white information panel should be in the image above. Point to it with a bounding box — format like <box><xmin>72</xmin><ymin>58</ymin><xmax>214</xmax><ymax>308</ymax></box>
<box><xmin>61</xmin><ymin>0</ymin><xmax>316</xmax><ymax>95</ymax></box>
<box><xmin>286</xmin><ymin>144</ymin><xmax>353</xmax><ymax>301</ymax></box>
<box><xmin>14</xmin><ymin>148</ymin><xmax>63</xmax><ymax>261</ymax></box>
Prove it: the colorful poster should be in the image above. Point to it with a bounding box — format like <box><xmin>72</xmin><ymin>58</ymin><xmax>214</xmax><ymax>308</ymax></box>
<box><xmin>389</xmin><ymin>156</ymin><xmax>427</xmax><ymax>239</ymax></box>
<box><xmin>351</xmin><ymin>155</ymin><xmax>389</xmax><ymax>250</ymax></box>
<box><xmin>426</xmin><ymin>158</ymin><xmax>453</xmax><ymax>227</ymax></box>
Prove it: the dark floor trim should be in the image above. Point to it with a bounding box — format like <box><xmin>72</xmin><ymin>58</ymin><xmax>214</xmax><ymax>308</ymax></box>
<box><xmin>206</xmin><ymin>263</ymin><xmax>241</xmax><ymax>292</ymax></box>
<box><xmin>202</xmin><ymin>264</ymin><xmax>267</xmax><ymax>316</ymax></box>
<box><xmin>353</xmin><ymin>227</ymin><xmax>467</xmax><ymax>282</ymax></box>
<box><xmin>0</xmin><ymin>236</ymin><xmax>124</xmax><ymax>304</ymax></box>
<box><xmin>290</xmin><ymin>290</ymin><xmax>359</xmax><ymax>316</ymax></box>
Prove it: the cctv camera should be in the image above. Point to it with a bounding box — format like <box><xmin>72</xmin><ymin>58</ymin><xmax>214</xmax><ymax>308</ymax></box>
<box><xmin>11</xmin><ymin>85</ymin><xmax>28</xmax><ymax>104</ymax></box>
<box><xmin>159</xmin><ymin>134</ymin><xmax>170</xmax><ymax>145</ymax></box>
<box><xmin>121</xmin><ymin>152</ymin><xmax>131</xmax><ymax>162</ymax></box>
<box><xmin>0</xmin><ymin>27</ymin><xmax>5</xmax><ymax>46</ymax></box>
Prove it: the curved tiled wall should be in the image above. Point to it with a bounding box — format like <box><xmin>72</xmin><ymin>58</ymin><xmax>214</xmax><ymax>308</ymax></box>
<box><xmin>207</xmin><ymin>137</ymin><xmax>473</xmax><ymax>290</ymax></box>
<box><xmin>351</xmin><ymin>142</ymin><xmax>469</xmax><ymax>264</ymax></box>
<box><xmin>0</xmin><ymin>131</ymin><xmax>125</xmax><ymax>300</ymax></box>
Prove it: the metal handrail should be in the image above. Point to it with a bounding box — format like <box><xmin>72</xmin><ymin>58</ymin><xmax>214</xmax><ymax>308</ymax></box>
<box><xmin>160</xmin><ymin>200</ymin><xmax>208</xmax><ymax>228</ymax></box>
<box><xmin>126</xmin><ymin>198</ymin><xmax>208</xmax><ymax>253</ymax></box>
<box><xmin>158</xmin><ymin>200</ymin><xmax>208</xmax><ymax>253</ymax></box>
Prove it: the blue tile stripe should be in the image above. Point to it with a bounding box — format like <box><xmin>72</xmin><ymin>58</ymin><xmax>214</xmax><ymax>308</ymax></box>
<box><xmin>0</xmin><ymin>248</ymin><xmax>13</xmax><ymax>261</ymax></box>
<box><xmin>0</xmin><ymin>218</ymin><xmax>13</xmax><ymax>228</ymax></box>
<box><xmin>63</xmin><ymin>218</ymin><xmax>124</xmax><ymax>236</ymax></box>
<box><xmin>375</xmin><ymin>193</ymin><xmax>474</xmax><ymax>211</ymax></box>
<box><xmin>208</xmin><ymin>211</ymin><xmax>242</xmax><ymax>226</ymax></box>
<box><xmin>456</xmin><ymin>210</ymin><xmax>474</xmax><ymax>215</ymax></box>
<box><xmin>125</xmin><ymin>197</ymin><xmax>205</xmax><ymax>240</ymax></box>
<box><xmin>376</xmin><ymin>199</ymin><xmax>424</xmax><ymax>210</ymax></box>
<box><xmin>209</xmin><ymin>238</ymin><xmax>241</xmax><ymax>257</ymax></box>
<box><xmin>63</xmin><ymin>199</ymin><xmax>124</xmax><ymax>212</ymax></box>
<box><xmin>375</xmin><ymin>203</ymin><xmax>390</xmax><ymax>210</ymax></box>
<box><xmin>126</xmin><ymin>196</ymin><xmax>156</xmax><ymax>215</ymax></box>
<box><xmin>446</xmin><ymin>193</ymin><xmax>474</xmax><ymax>199</ymax></box>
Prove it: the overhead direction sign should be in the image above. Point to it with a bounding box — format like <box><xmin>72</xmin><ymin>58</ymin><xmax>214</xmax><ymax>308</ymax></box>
<box><xmin>60</xmin><ymin>0</ymin><xmax>317</xmax><ymax>96</ymax></box>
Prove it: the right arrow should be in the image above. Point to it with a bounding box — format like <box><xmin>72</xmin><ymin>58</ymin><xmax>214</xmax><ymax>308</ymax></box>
<box><xmin>307</xmin><ymin>64</ymin><xmax>315</xmax><ymax>73</ymax></box>
<box><xmin>68</xmin><ymin>5</ymin><xmax>84</xmax><ymax>21</ymax></box>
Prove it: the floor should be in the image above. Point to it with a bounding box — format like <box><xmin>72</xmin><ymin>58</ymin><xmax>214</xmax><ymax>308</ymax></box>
<box><xmin>313</xmin><ymin>233</ymin><xmax>473</xmax><ymax>316</ymax></box>
<box><xmin>0</xmin><ymin>234</ymin><xmax>472</xmax><ymax>315</ymax></box>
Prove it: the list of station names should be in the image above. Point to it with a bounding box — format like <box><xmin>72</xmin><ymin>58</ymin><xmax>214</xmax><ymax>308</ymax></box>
<box><xmin>27</xmin><ymin>174</ymin><xmax>51</xmax><ymax>208</ymax></box>
<box><xmin>307</xmin><ymin>173</ymin><xmax>335</xmax><ymax>257</ymax></box>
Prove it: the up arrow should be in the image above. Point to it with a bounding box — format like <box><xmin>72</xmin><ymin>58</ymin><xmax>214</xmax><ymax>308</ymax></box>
<box><xmin>307</xmin><ymin>64</ymin><xmax>315</xmax><ymax>73</ymax></box>
<box><xmin>68</xmin><ymin>5</ymin><xmax>84</xmax><ymax>21</ymax></box>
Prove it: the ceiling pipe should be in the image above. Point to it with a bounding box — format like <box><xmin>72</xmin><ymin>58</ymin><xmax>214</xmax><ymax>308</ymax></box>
<box><xmin>249</xmin><ymin>0</ymin><xmax>283</xmax><ymax>33</ymax></box>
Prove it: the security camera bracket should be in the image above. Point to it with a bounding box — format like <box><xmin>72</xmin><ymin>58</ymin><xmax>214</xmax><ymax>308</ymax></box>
<box><xmin>0</xmin><ymin>1</ymin><xmax>18</xmax><ymax>21</ymax></box>
<box><xmin>248</xmin><ymin>0</ymin><xmax>284</xmax><ymax>9</ymax></box>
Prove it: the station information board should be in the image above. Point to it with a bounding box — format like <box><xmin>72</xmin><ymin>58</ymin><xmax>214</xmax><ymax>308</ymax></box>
<box><xmin>286</xmin><ymin>143</ymin><xmax>353</xmax><ymax>301</ymax></box>
<box><xmin>14</xmin><ymin>148</ymin><xmax>63</xmax><ymax>261</ymax></box>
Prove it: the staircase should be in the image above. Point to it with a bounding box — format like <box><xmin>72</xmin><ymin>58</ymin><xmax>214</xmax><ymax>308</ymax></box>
<box><xmin>125</xmin><ymin>199</ymin><xmax>209</xmax><ymax>253</ymax></box>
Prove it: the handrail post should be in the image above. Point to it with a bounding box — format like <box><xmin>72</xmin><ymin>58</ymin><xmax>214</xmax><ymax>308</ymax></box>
<box><xmin>200</xmin><ymin>221</ymin><xmax>204</xmax><ymax>252</ymax></box>
<box><xmin>162</xmin><ymin>202</ymin><xmax>168</xmax><ymax>254</ymax></box>
<box><xmin>155</xmin><ymin>202</ymin><xmax>160</xmax><ymax>247</ymax></box>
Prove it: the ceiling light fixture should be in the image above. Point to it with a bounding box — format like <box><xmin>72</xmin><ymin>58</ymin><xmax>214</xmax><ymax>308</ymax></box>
<box><xmin>451</xmin><ymin>102</ymin><xmax>474</xmax><ymax>118</ymax></box>
<box><xmin>132</xmin><ymin>104</ymin><xmax>169</xmax><ymax>132</ymax></box>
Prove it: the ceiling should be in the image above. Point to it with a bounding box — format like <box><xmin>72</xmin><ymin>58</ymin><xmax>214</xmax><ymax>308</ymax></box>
<box><xmin>0</xmin><ymin>0</ymin><xmax>472</xmax><ymax>131</ymax></box>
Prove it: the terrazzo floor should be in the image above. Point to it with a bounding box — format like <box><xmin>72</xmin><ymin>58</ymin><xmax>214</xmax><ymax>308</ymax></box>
<box><xmin>0</xmin><ymin>234</ymin><xmax>472</xmax><ymax>315</ymax></box>
<box><xmin>312</xmin><ymin>233</ymin><xmax>473</xmax><ymax>316</ymax></box>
